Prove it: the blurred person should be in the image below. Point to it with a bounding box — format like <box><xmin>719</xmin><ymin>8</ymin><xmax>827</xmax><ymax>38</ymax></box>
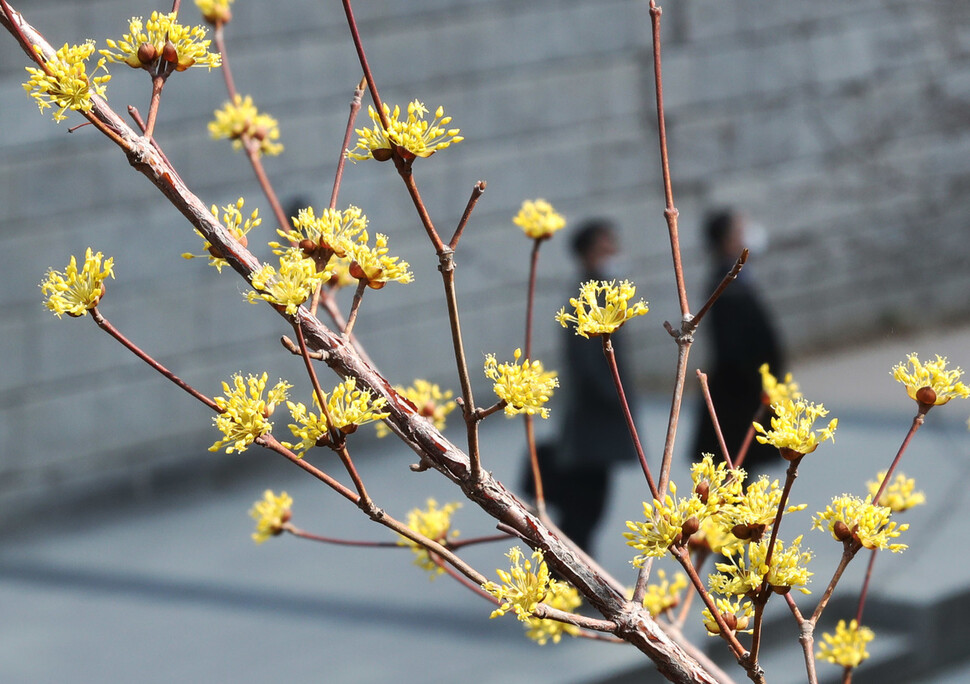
<box><xmin>530</xmin><ymin>218</ymin><xmax>642</xmax><ymax>554</ymax></box>
<box><xmin>691</xmin><ymin>208</ymin><xmax>784</xmax><ymax>472</ymax></box>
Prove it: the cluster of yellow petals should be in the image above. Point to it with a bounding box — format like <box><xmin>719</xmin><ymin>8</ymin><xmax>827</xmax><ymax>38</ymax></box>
<box><xmin>279</xmin><ymin>205</ymin><xmax>367</xmax><ymax>261</ymax></box>
<box><xmin>347</xmin><ymin>100</ymin><xmax>463</xmax><ymax>161</ymax></box>
<box><xmin>816</xmin><ymin>619</ymin><xmax>874</xmax><ymax>668</ymax></box>
<box><xmin>716</xmin><ymin>475</ymin><xmax>807</xmax><ymax>545</ymax></box>
<box><xmin>709</xmin><ymin>535</ymin><xmax>813</xmax><ymax>596</ymax></box>
<box><xmin>102</xmin><ymin>12</ymin><xmax>221</xmax><ymax>71</ymax></box>
<box><xmin>210</xmin><ymin>373</ymin><xmax>291</xmax><ymax>454</ymax></box>
<box><xmin>753</xmin><ymin>397</ymin><xmax>837</xmax><ymax>457</ymax></box>
<box><xmin>209</xmin><ymin>94</ymin><xmax>283</xmax><ymax>157</ymax></box>
<box><xmin>484</xmin><ymin>348</ymin><xmax>559</xmax><ymax>418</ymax></box>
<box><xmin>866</xmin><ymin>471</ymin><xmax>925</xmax><ymax>513</ymax></box>
<box><xmin>24</xmin><ymin>42</ymin><xmax>110</xmax><ymax>123</ymax></box>
<box><xmin>892</xmin><ymin>352</ymin><xmax>970</xmax><ymax>406</ymax></box>
<box><xmin>249</xmin><ymin>489</ymin><xmax>292</xmax><ymax>544</ymax></box>
<box><xmin>556</xmin><ymin>280</ymin><xmax>649</xmax><ymax>338</ymax></box>
<box><xmin>345</xmin><ymin>231</ymin><xmax>414</xmax><ymax>288</ymax></box>
<box><xmin>398</xmin><ymin>499</ymin><xmax>461</xmax><ymax>576</ymax></box>
<box><xmin>702</xmin><ymin>596</ymin><xmax>754</xmax><ymax>636</ymax></box>
<box><xmin>624</xmin><ymin>483</ymin><xmax>707</xmax><ymax>564</ymax></box>
<box><xmin>812</xmin><ymin>495</ymin><xmax>908</xmax><ymax>552</ymax></box>
<box><xmin>40</xmin><ymin>248</ymin><xmax>115</xmax><ymax>317</ymax></box>
<box><xmin>377</xmin><ymin>380</ymin><xmax>456</xmax><ymax>438</ymax></box>
<box><xmin>283</xmin><ymin>378</ymin><xmax>389</xmax><ymax>456</ymax></box>
<box><xmin>640</xmin><ymin>569</ymin><xmax>689</xmax><ymax>618</ymax></box>
<box><xmin>246</xmin><ymin>248</ymin><xmax>329</xmax><ymax>315</ymax></box>
<box><xmin>195</xmin><ymin>0</ymin><xmax>235</xmax><ymax>25</ymax></box>
<box><xmin>183</xmin><ymin>197</ymin><xmax>261</xmax><ymax>271</ymax></box>
<box><xmin>759</xmin><ymin>363</ymin><xmax>801</xmax><ymax>406</ymax></box>
<box><xmin>513</xmin><ymin>199</ymin><xmax>566</xmax><ymax>240</ymax></box>
<box><xmin>523</xmin><ymin>582</ymin><xmax>582</xmax><ymax>645</ymax></box>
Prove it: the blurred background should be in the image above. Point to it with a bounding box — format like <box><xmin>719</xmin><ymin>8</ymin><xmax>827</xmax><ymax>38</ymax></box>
<box><xmin>2</xmin><ymin>0</ymin><xmax>970</xmax><ymax>682</ymax></box>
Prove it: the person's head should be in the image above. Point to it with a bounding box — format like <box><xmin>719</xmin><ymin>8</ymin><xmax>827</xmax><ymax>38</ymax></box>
<box><xmin>571</xmin><ymin>218</ymin><xmax>618</xmax><ymax>274</ymax></box>
<box><xmin>704</xmin><ymin>209</ymin><xmax>745</xmax><ymax>260</ymax></box>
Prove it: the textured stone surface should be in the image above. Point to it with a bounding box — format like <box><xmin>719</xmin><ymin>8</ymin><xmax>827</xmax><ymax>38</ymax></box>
<box><xmin>2</xmin><ymin>0</ymin><xmax>970</xmax><ymax>508</ymax></box>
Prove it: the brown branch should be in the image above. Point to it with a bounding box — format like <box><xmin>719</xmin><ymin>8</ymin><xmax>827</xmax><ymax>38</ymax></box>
<box><xmin>696</xmin><ymin>370</ymin><xmax>734</xmax><ymax>468</ymax></box>
<box><xmin>449</xmin><ymin>181</ymin><xmax>487</xmax><ymax>250</ymax></box>
<box><xmin>330</xmin><ymin>77</ymin><xmax>366</xmax><ymax>209</ymax></box>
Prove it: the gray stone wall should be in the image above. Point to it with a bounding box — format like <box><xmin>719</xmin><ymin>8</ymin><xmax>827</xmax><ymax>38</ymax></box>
<box><xmin>2</xmin><ymin>0</ymin><xmax>969</xmax><ymax>509</ymax></box>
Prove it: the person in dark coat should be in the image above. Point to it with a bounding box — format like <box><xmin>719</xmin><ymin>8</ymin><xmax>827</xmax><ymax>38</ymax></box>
<box><xmin>550</xmin><ymin>219</ymin><xmax>641</xmax><ymax>553</ymax></box>
<box><xmin>691</xmin><ymin>209</ymin><xmax>784</xmax><ymax>473</ymax></box>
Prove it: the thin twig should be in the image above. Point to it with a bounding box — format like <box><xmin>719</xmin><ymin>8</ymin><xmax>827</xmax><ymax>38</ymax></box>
<box><xmin>734</xmin><ymin>404</ymin><xmax>766</xmax><ymax>470</ymax></box>
<box><xmin>691</xmin><ymin>249</ymin><xmax>747</xmax><ymax>329</ymax></box>
<box><xmin>854</xmin><ymin>550</ymin><xmax>878</xmax><ymax>624</ymax></box>
<box><xmin>258</xmin><ymin>434</ymin><xmax>359</xmax><ymax>504</ymax></box>
<box><xmin>696</xmin><ymin>370</ymin><xmax>734</xmax><ymax>468</ymax></box>
<box><xmin>330</xmin><ymin>76</ymin><xmax>366</xmax><ymax>209</ymax></box>
<box><xmin>657</xmin><ymin>336</ymin><xmax>691</xmax><ymax>495</ymax></box>
<box><xmin>342</xmin><ymin>280</ymin><xmax>368</xmax><ymax>338</ymax></box>
<box><xmin>449</xmin><ymin>181</ymin><xmax>487</xmax><ymax>250</ymax></box>
<box><xmin>243</xmin><ymin>130</ymin><xmax>290</xmax><ymax>234</ymax></box>
<box><xmin>143</xmin><ymin>75</ymin><xmax>166</xmax><ymax>140</ymax></box>
<box><xmin>810</xmin><ymin>544</ymin><xmax>859</xmax><ymax>625</ymax></box>
<box><xmin>91</xmin><ymin>307</ymin><xmax>218</xmax><ymax>412</ymax></box>
<box><xmin>213</xmin><ymin>25</ymin><xmax>238</xmax><ymax>100</ymax></box>
<box><xmin>523</xmin><ymin>238</ymin><xmax>546</xmax><ymax>515</ymax></box>
<box><xmin>871</xmin><ymin>413</ymin><xmax>925</xmax><ymax>504</ymax></box>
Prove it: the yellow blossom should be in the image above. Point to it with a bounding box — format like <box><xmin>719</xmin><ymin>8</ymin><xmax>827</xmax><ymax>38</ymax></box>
<box><xmin>345</xmin><ymin>231</ymin><xmax>413</xmax><ymax>288</ymax></box>
<box><xmin>283</xmin><ymin>378</ymin><xmax>390</xmax><ymax>455</ymax></box>
<box><xmin>702</xmin><ymin>596</ymin><xmax>754</xmax><ymax>635</ymax></box>
<box><xmin>759</xmin><ymin>363</ymin><xmax>801</xmax><ymax>406</ymax></box>
<box><xmin>640</xmin><ymin>569</ymin><xmax>689</xmax><ymax>618</ymax></box>
<box><xmin>210</xmin><ymin>373</ymin><xmax>290</xmax><ymax>454</ymax></box>
<box><xmin>624</xmin><ymin>483</ymin><xmax>707</xmax><ymax>564</ymax></box>
<box><xmin>277</xmin><ymin>205</ymin><xmax>367</xmax><ymax>262</ymax></box>
<box><xmin>709</xmin><ymin>535</ymin><xmax>813</xmax><ymax>596</ymax></box>
<box><xmin>102</xmin><ymin>12</ymin><xmax>221</xmax><ymax>71</ymax></box>
<box><xmin>892</xmin><ymin>352</ymin><xmax>970</xmax><ymax>406</ymax></box>
<box><xmin>523</xmin><ymin>582</ymin><xmax>582</xmax><ymax>645</ymax></box>
<box><xmin>246</xmin><ymin>248</ymin><xmax>328</xmax><ymax>315</ymax></box>
<box><xmin>691</xmin><ymin>515</ymin><xmax>745</xmax><ymax>556</ymax></box>
<box><xmin>816</xmin><ymin>619</ymin><xmax>874</xmax><ymax>668</ymax></box>
<box><xmin>556</xmin><ymin>280</ymin><xmax>649</xmax><ymax>338</ymax></box>
<box><xmin>249</xmin><ymin>489</ymin><xmax>292</xmax><ymax>543</ymax></box>
<box><xmin>398</xmin><ymin>499</ymin><xmax>461</xmax><ymax>577</ymax></box>
<box><xmin>867</xmin><ymin>471</ymin><xmax>925</xmax><ymax>513</ymax></box>
<box><xmin>718</xmin><ymin>475</ymin><xmax>807</xmax><ymax>546</ymax></box>
<box><xmin>347</xmin><ymin>100</ymin><xmax>463</xmax><ymax>161</ymax></box>
<box><xmin>483</xmin><ymin>547</ymin><xmax>550</xmax><ymax>620</ymax></box>
<box><xmin>377</xmin><ymin>380</ymin><xmax>456</xmax><ymax>438</ymax></box>
<box><xmin>753</xmin><ymin>397</ymin><xmax>837</xmax><ymax>457</ymax></box>
<box><xmin>183</xmin><ymin>197</ymin><xmax>260</xmax><ymax>271</ymax></box>
<box><xmin>195</xmin><ymin>0</ymin><xmax>234</xmax><ymax>25</ymax></box>
<box><xmin>40</xmin><ymin>248</ymin><xmax>114</xmax><ymax>317</ymax></box>
<box><xmin>812</xmin><ymin>495</ymin><xmax>908</xmax><ymax>552</ymax></box>
<box><xmin>514</xmin><ymin>199</ymin><xmax>566</xmax><ymax>240</ymax></box>
<box><xmin>325</xmin><ymin>256</ymin><xmax>357</xmax><ymax>290</ymax></box>
<box><xmin>484</xmin><ymin>349</ymin><xmax>558</xmax><ymax>418</ymax></box>
<box><xmin>690</xmin><ymin>453</ymin><xmax>745</xmax><ymax>517</ymax></box>
<box><xmin>23</xmin><ymin>42</ymin><xmax>110</xmax><ymax>123</ymax></box>
<box><xmin>209</xmin><ymin>94</ymin><xmax>282</xmax><ymax>157</ymax></box>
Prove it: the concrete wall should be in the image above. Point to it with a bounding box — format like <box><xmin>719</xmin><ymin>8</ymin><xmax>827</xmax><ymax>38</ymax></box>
<box><xmin>2</xmin><ymin>0</ymin><xmax>969</xmax><ymax>510</ymax></box>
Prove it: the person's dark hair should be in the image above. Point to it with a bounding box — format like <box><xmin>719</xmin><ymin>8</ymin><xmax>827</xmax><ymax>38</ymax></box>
<box><xmin>570</xmin><ymin>218</ymin><xmax>615</xmax><ymax>258</ymax></box>
<box><xmin>704</xmin><ymin>209</ymin><xmax>737</xmax><ymax>252</ymax></box>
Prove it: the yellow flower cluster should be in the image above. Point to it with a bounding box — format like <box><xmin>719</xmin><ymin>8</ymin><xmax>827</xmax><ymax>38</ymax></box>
<box><xmin>283</xmin><ymin>378</ymin><xmax>389</xmax><ymax>455</ymax></box>
<box><xmin>345</xmin><ymin>231</ymin><xmax>414</xmax><ymax>288</ymax></box>
<box><xmin>759</xmin><ymin>363</ymin><xmax>801</xmax><ymax>406</ymax></box>
<box><xmin>210</xmin><ymin>373</ymin><xmax>291</xmax><ymax>453</ymax></box>
<box><xmin>513</xmin><ymin>199</ymin><xmax>566</xmax><ymax>240</ymax></box>
<box><xmin>892</xmin><ymin>352</ymin><xmax>969</xmax><ymax>407</ymax></box>
<box><xmin>40</xmin><ymin>248</ymin><xmax>115</xmax><ymax>317</ymax></box>
<box><xmin>24</xmin><ymin>42</ymin><xmax>110</xmax><ymax>123</ymax></box>
<box><xmin>102</xmin><ymin>12</ymin><xmax>221</xmax><ymax>72</ymax></box>
<box><xmin>717</xmin><ymin>475</ymin><xmax>807</xmax><ymax>545</ymax></box>
<box><xmin>377</xmin><ymin>380</ymin><xmax>456</xmax><ymax>438</ymax></box>
<box><xmin>556</xmin><ymin>280</ymin><xmax>649</xmax><ymax>338</ymax></box>
<box><xmin>523</xmin><ymin>582</ymin><xmax>582</xmax><ymax>645</ymax></box>
<box><xmin>708</xmin><ymin>535</ymin><xmax>813</xmax><ymax>596</ymax></box>
<box><xmin>812</xmin><ymin>495</ymin><xmax>908</xmax><ymax>552</ymax></box>
<box><xmin>247</xmin><ymin>248</ymin><xmax>329</xmax><ymax>315</ymax></box>
<box><xmin>640</xmin><ymin>569</ymin><xmax>688</xmax><ymax>618</ymax></box>
<box><xmin>624</xmin><ymin>483</ymin><xmax>708</xmax><ymax>564</ymax></box>
<box><xmin>866</xmin><ymin>471</ymin><xmax>925</xmax><ymax>513</ymax></box>
<box><xmin>209</xmin><ymin>94</ymin><xmax>283</xmax><ymax>157</ymax></box>
<box><xmin>278</xmin><ymin>205</ymin><xmax>367</xmax><ymax>261</ymax></box>
<box><xmin>702</xmin><ymin>596</ymin><xmax>754</xmax><ymax>636</ymax></box>
<box><xmin>195</xmin><ymin>0</ymin><xmax>234</xmax><ymax>25</ymax></box>
<box><xmin>690</xmin><ymin>454</ymin><xmax>745</xmax><ymax>518</ymax></box>
<box><xmin>183</xmin><ymin>197</ymin><xmax>261</xmax><ymax>271</ymax></box>
<box><xmin>398</xmin><ymin>499</ymin><xmax>461</xmax><ymax>577</ymax></box>
<box><xmin>249</xmin><ymin>489</ymin><xmax>292</xmax><ymax>544</ymax></box>
<box><xmin>753</xmin><ymin>397</ymin><xmax>837</xmax><ymax>457</ymax></box>
<box><xmin>816</xmin><ymin>619</ymin><xmax>874</xmax><ymax>668</ymax></box>
<box><xmin>347</xmin><ymin>100</ymin><xmax>463</xmax><ymax>161</ymax></box>
<box><xmin>484</xmin><ymin>349</ymin><xmax>559</xmax><ymax>418</ymax></box>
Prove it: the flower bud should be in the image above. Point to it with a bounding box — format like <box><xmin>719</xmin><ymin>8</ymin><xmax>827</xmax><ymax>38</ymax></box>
<box><xmin>832</xmin><ymin>520</ymin><xmax>853</xmax><ymax>541</ymax></box>
<box><xmin>915</xmin><ymin>386</ymin><xmax>937</xmax><ymax>407</ymax></box>
<box><xmin>694</xmin><ymin>480</ymin><xmax>710</xmax><ymax>504</ymax></box>
<box><xmin>162</xmin><ymin>40</ymin><xmax>178</xmax><ymax>64</ymax></box>
<box><xmin>722</xmin><ymin>612</ymin><xmax>738</xmax><ymax>632</ymax></box>
<box><xmin>137</xmin><ymin>42</ymin><xmax>157</xmax><ymax>66</ymax></box>
<box><xmin>371</xmin><ymin>148</ymin><xmax>393</xmax><ymax>162</ymax></box>
<box><xmin>681</xmin><ymin>516</ymin><xmax>700</xmax><ymax>540</ymax></box>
